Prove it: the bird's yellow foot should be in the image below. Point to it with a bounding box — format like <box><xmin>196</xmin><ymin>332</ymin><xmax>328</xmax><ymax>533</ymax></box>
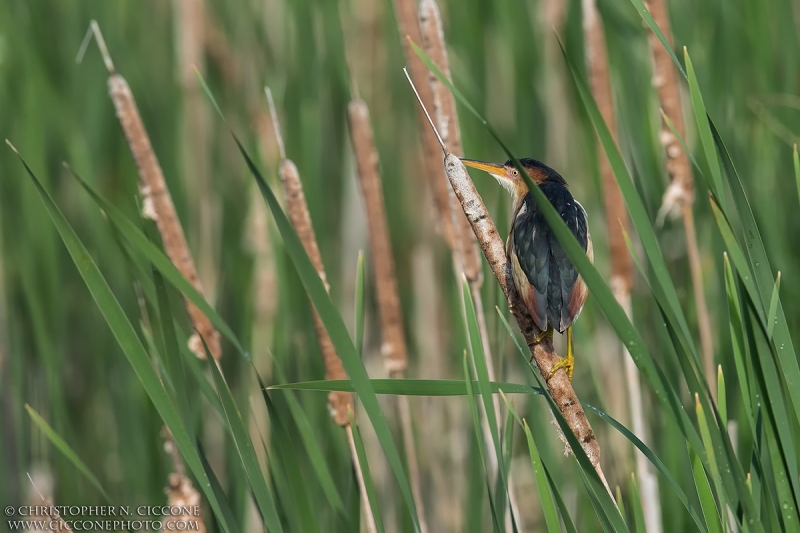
<box><xmin>548</xmin><ymin>326</ymin><xmax>575</xmax><ymax>381</ymax></box>
<box><xmin>548</xmin><ymin>352</ymin><xmax>574</xmax><ymax>381</ymax></box>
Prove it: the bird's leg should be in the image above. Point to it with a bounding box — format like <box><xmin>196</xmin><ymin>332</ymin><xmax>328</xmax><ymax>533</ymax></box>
<box><xmin>529</xmin><ymin>326</ymin><xmax>553</xmax><ymax>348</ymax></box>
<box><xmin>548</xmin><ymin>326</ymin><xmax>575</xmax><ymax>381</ymax></box>
<box><xmin>528</xmin><ymin>326</ymin><xmax>553</xmax><ymax>363</ymax></box>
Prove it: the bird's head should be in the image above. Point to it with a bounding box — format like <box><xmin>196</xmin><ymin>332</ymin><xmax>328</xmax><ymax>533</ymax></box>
<box><xmin>460</xmin><ymin>157</ymin><xmax>566</xmax><ymax>204</ymax></box>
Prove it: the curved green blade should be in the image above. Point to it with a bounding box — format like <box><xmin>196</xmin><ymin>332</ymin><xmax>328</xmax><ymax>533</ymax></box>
<box><xmin>26</xmin><ymin>405</ymin><xmax>111</xmax><ymax>502</ymax></box>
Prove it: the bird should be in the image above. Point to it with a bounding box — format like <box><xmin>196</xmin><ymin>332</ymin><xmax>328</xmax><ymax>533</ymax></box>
<box><xmin>461</xmin><ymin>157</ymin><xmax>592</xmax><ymax>380</ymax></box>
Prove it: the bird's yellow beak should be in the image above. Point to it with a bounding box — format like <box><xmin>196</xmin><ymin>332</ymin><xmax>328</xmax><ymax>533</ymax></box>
<box><xmin>460</xmin><ymin>158</ymin><xmax>505</xmax><ymax>179</ymax></box>
<box><xmin>461</xmin><ymin>157</ymin><xmax>520</xmax><ymax>198</ymax></box>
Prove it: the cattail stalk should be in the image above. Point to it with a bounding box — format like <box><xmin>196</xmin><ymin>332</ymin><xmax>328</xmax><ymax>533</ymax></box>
<box><xmin>265</xmin><ymin>89</ymin><xmax>353</xmax><ymax>426</ymax></box>
<box><xmin>582</xmin><ymin>1</ymin><xmax>662</xmax><ymax>529</ymax></box>
<box><xmin>647</xmin><ymin>0</ymin><xmax>715</xmax><ymax>393</ymax></box>
<box><xmin>348</xmin><ymin>101</ymin><xmax>409</xmax><ymax>375</ymax></box>
<box><xmin>83</xmin><ymin>21</ymin><xmax>221</xmax><ymax>360</ymax></box>
<box><xmin>405</xmin><ymin>71</ymin><xmax>611</xmax><ymax>496</ymax></box>
<box><xmin>417</xmin><ymin>1</ymin><xmax>522</xmax><ymax>526</ymax></box>
<box><xmin>392</xmin><ymin>0</ymin><xmax>455</xmax><ymax>249</ymax></box>
<box><xmin>347</xmin><ymin>81</ymin><xmax>428</xmax><ymax>532</ymax></box>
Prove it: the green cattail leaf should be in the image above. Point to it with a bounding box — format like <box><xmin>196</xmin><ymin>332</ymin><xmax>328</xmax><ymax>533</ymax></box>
<box><xmin>767</xmin><ymin>272</ymin><xmax>781</xmax><ymax>339</ymax></box>
<box><xmin>206</xmin><ymin>341</ymin><xmax>284</xmax><ymax>533</ymax></box>
<box><xmin>270</xmin><ymin>378</ymin><xmax>538</xmax><ymax>396</ymax></box>
<box><xmin>710</xmin><ymin>121</ymin><xmax>800</xmax><ymax>456</ymax></box>
<box><xmin>499</xmin><ymin>392</ymin><xmax>561</xmax><ymax>533</ymax></box>
<box><xmin>710</xmin><ymin>199</ymin><xmax>762</xmax><ymax>321</ymax></box>
<box><xmin>694</xmin><ymin>395</ymin><xmax>727</xmax><ymax>521</ymax></box>
<box><xmin>661</xmin><ymin>111</ymin><xmax>705</xmax><ymax>178</ymax></box>
<box><xmin>26</xmin><ymin>405</ymin><xmax>111</xmax><ymax>502</ymax></box>
<box><xmin>463</xmin><ymin>352</ymin><xmax>503</xmax><ymax>533</ymax></box>
<box><xmin>717</xmin><ymin>366</ymin><xmax>727</xmax><ymax>426</ymax></box>
<box><xmin>261</xmin><ymin>392</ymin><xmax>320</xmax><ymax>533</ymax></box>
<box><xmin>744</xmin><ymin>308</ymin><xmax>800</xmax><ymax>526</ymax></box>
<box><xmin>629</xmin><ymin>474</ymin><xmax>647</xmax><ymax>533</ymax></box>
<box><xmin>615</xmin><ymin>486</ymin><xmax>628</xmax><ymax>528</ymax></box>
<box><xmin>461</xmin><ymin>277</ymin><xmax>510</xmax><ymax>519</ymax></box>
<box><xmin>762</xmin><ymin>415</ymin><xmax>800</xmax><ymax>531</ymax></box>
<box><xmin>794</xmin><ymin>145</ymin><xmax>800</xmax><ymax>209</ymax></box>
<box><xmin>689</xmin><ymin>445</ymin><xmax>725</xmax><ymax>533</ymax></box>
<box><xmin>152</xmin><ymin>267</ymin><xmax>191</xmax><ymax>432</ymax></box>
<box><xmin>255</xmin><ymin>365</ymin><xmax>349</xmax><ymax>519</ymax></box>
<box><xmin>354</xmin><ymin>250</ymin><xmax>366</xmax><ymax>356</ymax></box>
<box><xmin>684</xmin><ymin>49</ymin><xmax>726</xmax><ymax>210</ymax></box>
<box><xmin>723</xmin><ymin>254</ymin><xmax>754</xmax><ymax>433</ymax></box>
<box><xmin>582</xmin><ymin>401</ymin><xmax>707</xmax><ymax>532</ymax></box>
<box><xmin>546</xmin><ymin>467</ymin><xmax>579</xmax><ymax>533</ymax></box>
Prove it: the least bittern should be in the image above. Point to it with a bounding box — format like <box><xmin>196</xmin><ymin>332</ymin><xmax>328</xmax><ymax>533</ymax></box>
<box><xmin>462</xmin><ymin>157</ymin><xmax>592</xmax><ymax>380</ymax></box>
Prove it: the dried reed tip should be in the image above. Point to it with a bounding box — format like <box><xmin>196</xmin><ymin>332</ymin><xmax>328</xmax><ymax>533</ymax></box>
<box><xmin>403</xmin><ymin>67</ymin><xmax>447</xmax><ymax>154</ymax></box>
<box><xmin>107</xmin><ymin>66</ymin><xmax>220</xmax><ymax>360</ymax></box>
<box><xmin>76</xmin><ymin>21</ymin><xmax>115</xmax><ymax>73</ymax></box>
<box><xmin>265</xmin><ymin>87</ymin><xmax>286</xmax><ymax>160</ymax></box>
<box><xmin>5</xmin><ymin>139</ymin><xmax>19</xmax><ymax>154</ymax></box>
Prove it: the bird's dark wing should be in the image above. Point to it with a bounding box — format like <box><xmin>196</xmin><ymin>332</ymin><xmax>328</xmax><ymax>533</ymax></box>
<box><xmin>511</xmin><ymin>187</ymin><xmax>590</xmax><ymax>333</ymax></box>
<box><xmin>509</xmin><ymin>200</ymin><xmax>550</xmax><ymax>331</ymax></box>
<box><xmin>558</xmin><ymin>200</ymin><xmax>591</xmax><ymax>330</ymax></box>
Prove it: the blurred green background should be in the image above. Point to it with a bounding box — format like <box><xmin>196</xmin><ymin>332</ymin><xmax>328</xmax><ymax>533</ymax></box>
<box><xmin>2</xmin><ymin>0</ymin><xmax>800</xmax><ymax>531</ymax></box>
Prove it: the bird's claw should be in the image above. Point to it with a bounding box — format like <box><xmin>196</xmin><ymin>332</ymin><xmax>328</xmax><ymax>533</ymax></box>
<box><xmin>548</xmin><ymin>326</ymin><xmax>575</xmax><ymax>381</ymax></box>
<box><xmin>548</xmin><ymin>354</ymin><xmax>574</xmax><ymax>381</ymax></box>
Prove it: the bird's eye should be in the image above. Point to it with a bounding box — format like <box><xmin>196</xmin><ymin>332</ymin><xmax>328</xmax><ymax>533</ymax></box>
<box><xmin>512</xmin><ymin>169</ymin><xmax>518</xmax><ymax>176</ymax></box>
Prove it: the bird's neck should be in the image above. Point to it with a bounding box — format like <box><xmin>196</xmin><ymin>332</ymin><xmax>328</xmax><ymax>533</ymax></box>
<box><xmin>511</xmin><ymin>186</ymin><xmax>530</xmax><ymax>214</ymax></box>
